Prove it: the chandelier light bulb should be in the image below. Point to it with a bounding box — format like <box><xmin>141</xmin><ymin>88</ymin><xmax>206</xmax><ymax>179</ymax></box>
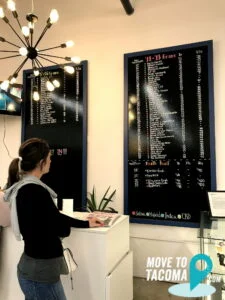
<box><xmin>10</xmin><ymin>78</ymin><xmax>16</xmax><ymax>84</ymax></box>
<box><xmin>7</xmin><ymin>103</ymin><xmax>15</xmax><ymax>111</ymax></box>
<box><xmin>64</xmin><ymin>65</ymin><xmax>75</xmax><ymax>74</ymax></box>
<box><xmin>65</xmin><ymin>40</ymin><xmax>74</xmax><ymax>48</ymax></box>
<box><xmin>0</xmin><ymin>7</ymin><xmax>5</xmax><ymax>18</ymax></box>
<box><xmin>46</xmin><ymin>80</ymin><xmax>55</xmax><ymax>91</ymax></box>
<box><xmin>19</xmin><ymin>47</ymin><xmax>28</xmax><ymax>56</ymax></box>
<box><xmin>33</xmin><ymin>90</ymin><xmax>40</xmax><ymax>101</ymax></box>
<box><xmin>71</xmin><ymin>56</ymin><xmax>81</xmax><ymax>64</ymax></box>
<box><xmin>22</xmin><ymin>26</ymin><xmax>30</xmax><ymax>37</ymax></box>
<box><xmin>49</xmin><ymin>9</ymin><xmax>59</xmax><ymax>24</ymax></box>
<box><xmin>7</xmin><ymin>0</ymin><xmax>16</xmax><ymax>12</ymax></box>
<box><xmin>8</xmin><ymin>74</ymin><xmax>17</xmax><ymax>83</ymax></box>
<box><xmin>9</xmin><ymin>76</ymin><xmax>17</xmax><ymax>84</ymax></box>
<box><xmin>28</xmin><ymin>21</ymin><xmax>34</xmax><ymax>29</ymax></box>
<box><xmin>33</xmin><ymin>68</ymin><xmax>39</xmax><ymax>76</ymax></box>
<box><xmin>53</xmin><ymin>79</ymin><xmax>60</xmax><ymax>88</ymax></box>
<box><xmin>0</xmin><ymin>80</ymin><xmax>9</xmax><ymax>91</ymax></box>
<box><xmin>129</xmin><ymin>111</ymin><xmax>135</xmax><ymax>122</ymax></box>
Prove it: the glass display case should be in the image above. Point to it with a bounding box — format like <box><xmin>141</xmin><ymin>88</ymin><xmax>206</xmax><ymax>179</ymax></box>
<box><xmin>199</xmin><ymin>211</ymin><xmax>225</xmax><ymax>300</ymax></box>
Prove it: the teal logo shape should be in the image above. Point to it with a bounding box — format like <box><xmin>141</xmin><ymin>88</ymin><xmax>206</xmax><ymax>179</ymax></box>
<box><xmin>189</xmin><ymin>254</ymin><xmax>212</xmax><ymax>290</ymax></box>
<box><xmin>168</xmin><ymin>254</ymin><xmax>216</xmax><ymax>297</ymax></box>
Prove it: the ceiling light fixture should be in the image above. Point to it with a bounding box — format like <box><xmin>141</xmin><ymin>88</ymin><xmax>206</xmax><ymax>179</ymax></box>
<box><xmin>0</xmin><ymin>0</ymin><xmax>81</xmax><ymax>100</ymax></box>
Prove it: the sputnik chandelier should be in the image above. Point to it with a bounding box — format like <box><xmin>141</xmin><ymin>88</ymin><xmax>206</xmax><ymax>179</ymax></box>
<box><xmin>0</xmin><ymin>0</ymin><xmax>81</xmax><ymax>100</ymax></box>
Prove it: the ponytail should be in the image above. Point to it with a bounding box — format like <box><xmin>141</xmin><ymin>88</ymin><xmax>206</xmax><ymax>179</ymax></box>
<box><xmin>5</xmin><ymin>158</ymin><xmax>20</xmax><ymax>189</ymax></box>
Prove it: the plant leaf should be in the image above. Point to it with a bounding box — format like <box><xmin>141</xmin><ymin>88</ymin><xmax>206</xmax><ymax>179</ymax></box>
<box><xmin>90</xmin><ymin>186</ymin><xmax>97</xmax><ymax>210</ymax></box>
<box><xmin>108</xmin><ymin>206</ymin><xmax>117</xmax><ymax>212</ymax></box>
<box><xmin>101</xmin><ymin>199</ymin><xmax>114</xmax><ymax>211</ymax></box>
<box><xmin>99</xmin><ymin>186</ymin><xmax>111</xmax><ymax>210</ymax></box>
<box><xmin>86</xmin><ymin>198</ymin><xmax>94</xmax><ymax>212</ymax></box>
<box><xmin>86</xmin><ymin>186</ymin><xmax>98</xmax><ymax>212</ymax></box>
<box><xmin>87</xmin><ymin>186</ymin><xmax>116</xmax><ymax>212</ymax></box>
<box><xmin>103</xmin><ymin>189</ymin><xmax>116</xmax><ymax>201</ymax></box>
<box><xmin>101</xmin><ymin>186</ymin><xmax>111</xmax><ymax>201</ymax></box>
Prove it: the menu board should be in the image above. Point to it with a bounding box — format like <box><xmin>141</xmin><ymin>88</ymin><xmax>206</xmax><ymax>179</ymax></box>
<box><xmin>124</xmin><ymin>41</ymin><xmax>216</xmax><ymax>227</ymax></box>
<box><xmin>22</xmin><ymin>62</ymin><xmax>87</xmax><ymax>210</ymax></box>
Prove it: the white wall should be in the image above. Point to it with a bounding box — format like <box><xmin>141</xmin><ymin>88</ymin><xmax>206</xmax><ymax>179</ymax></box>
<box><xmin>0</xmin><ymin>115</ymin><xmax>21</xmax><ymax>187</ymax></box>
<box><xmin>0</xmin><ymin>0</ymin><xmax>225</xmax><ymax>280</ymax></box>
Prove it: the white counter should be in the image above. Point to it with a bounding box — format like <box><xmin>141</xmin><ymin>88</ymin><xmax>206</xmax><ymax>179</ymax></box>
<box><xmin>0</xmin><ymin>214</ymin><xmax>133</xmax><ymax>300</ymax></box>
<box><xmin>61</xmin><ymin>214</ymin><xmax>133</xmax><ymax>300</ymax></box>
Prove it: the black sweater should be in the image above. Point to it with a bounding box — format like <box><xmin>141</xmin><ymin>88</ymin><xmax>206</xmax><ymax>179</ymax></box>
<box><xmin>16</xmin><ymin>184</ymin><xmax>89</xmax><ymax>259</ymax></box>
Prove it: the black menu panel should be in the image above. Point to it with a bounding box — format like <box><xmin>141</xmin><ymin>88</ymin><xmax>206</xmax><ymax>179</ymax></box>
<box><xmin>22</xmin><ymin>62</ymin><xmax>87</xmax><ymax>210</ymax></box>
<box><xmin>124</xmin><ymin>41</ymin><xmax>216</xmax><ymax>227</ymax></box>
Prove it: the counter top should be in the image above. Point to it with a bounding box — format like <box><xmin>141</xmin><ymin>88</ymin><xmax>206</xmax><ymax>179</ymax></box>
<box><xmin>61</xmin><ymin>211</ymin><xmax>128</xmax><ymax>233</ymax></box>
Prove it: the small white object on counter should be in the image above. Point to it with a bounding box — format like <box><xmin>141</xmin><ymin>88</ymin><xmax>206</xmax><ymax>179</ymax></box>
<box><xmin>62</xmin><ymin>199</ymin><xmax>74</xmax><ymax>218</ymax></box>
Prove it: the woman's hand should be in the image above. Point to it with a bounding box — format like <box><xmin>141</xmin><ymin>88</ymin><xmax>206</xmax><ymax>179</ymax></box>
<box><xmin>88</xmin><ymin>217</ymin><xmax>104</xmax><ymax>228</ymax></box>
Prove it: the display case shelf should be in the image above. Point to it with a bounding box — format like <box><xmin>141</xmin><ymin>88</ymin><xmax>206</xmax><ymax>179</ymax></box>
<box><xmin>199</xmin><ymin>211</ymin><xmax>225</xmax><ymax>300</ymax></box>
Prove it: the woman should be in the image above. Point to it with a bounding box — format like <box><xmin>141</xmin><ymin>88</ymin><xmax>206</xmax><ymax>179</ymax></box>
<box><xmin>4</xmin><ymin>137</ymin><xmax>103</xmax><ymax>300</ymax></box>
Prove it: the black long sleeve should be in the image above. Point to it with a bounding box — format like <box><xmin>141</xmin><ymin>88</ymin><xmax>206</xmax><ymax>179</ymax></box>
<box><xmin>59</xmin><ymin>212</ymin><xmax>90</xmax><ymax>229</ymax></box>
<box><xmin>17</xmin><ymin>184</ymin><xmax>89</xmax><ymax>259</ymax></box>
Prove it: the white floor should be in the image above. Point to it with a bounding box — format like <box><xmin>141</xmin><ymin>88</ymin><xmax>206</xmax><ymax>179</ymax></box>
<box><xmin>133</xmin><ymin>277</ymin><xmax>202</xmax><ymax>300</ymax></box>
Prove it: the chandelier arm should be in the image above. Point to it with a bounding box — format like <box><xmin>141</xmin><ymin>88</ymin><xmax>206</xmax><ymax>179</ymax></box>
<box><xmin>5</xmin><ymin>40</ymin><xmax>20</xmax><ymax>48</ymax></box>
<box><xmin>38</xmin><ymin>55</ymin><xmax>58</xmax><ymax>65</ymax></box>
<box><xmin>6</xmin><ymin>22</ymin><xmax>28</xmax><ymax>47</ymax></box>
<box><xmin>33</xmin><ymin>60</ymin><xmax>40</xmax><ymax>72</ymax></box>
<box><xmin>38</xmin><ymin>45</ymin><xmax>61</xmax><ymax>52</ymax></box>
<box><xmin>35</xmin><ymin>58</ymin><xmax>45</xmax><ymax>70</ymax></box>
<box><xmin>35</xmin><ymin>58</ymin><xmax>50</xmax><ymax>81</ymax></box>
<box><xmin>34</xmin><ymin>25</ymin><xmax>49</xmax><ymax>48</ymax></box>
<box><xmin>34</xmin><ymin>58</ymin><xmax>41</xmax><ymax>68</ymax></box>
<box><xmin>0</xmin><ymin>50</ymin><xmax>18</xmax><ymax>52</ymax></box>
<box><xmin>10</xmin><ymin>11</ymin><xmax>31</xmax><ymax>47</ymax></box>
<box><xmin>13</xmin><ymin>57</ymin><xmax>29</xmax><ymax>75</ymax></box>
<box><xmin>32</xmin><ymin>60</ymin><xmax>39</xmax><ymax>75</ymax></box>
<box><xmin>25</xmin><ymin>37</ymin><xmax>31</xmax><ymax>47</ymax></box>
<box><xmin>38</xmin><ymin>53</ymin><xmax>65</xmax><ymax>60</ymax></box>
<box><xmin>0</xmin><ymin>54</ymin><xmax>21</xmax><ymax>60</ymax></box>
<box><xmin>14</xmin><ymin>15</ymin><xmax>22</xmax><ymax>30</ymax></box>
<box><xmin>0</xmin><ymin>38</ymin><xmax>21</xmax><ymax>48</ymax></box>
<box><xmin>31</xmin><ymin>30</ymin><xmax>33</xmax><ymax>47</ymax></box>
<box><xmin>15</xmin><ymin>19</ymin><xmax>31</xmax><ymax>47</ymax></box>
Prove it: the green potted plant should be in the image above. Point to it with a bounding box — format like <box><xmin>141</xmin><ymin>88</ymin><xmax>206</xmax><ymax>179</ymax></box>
<box><xmin>86</xmin><ymin>186</ymin><xmax>117</xmax><ymax>212</ymax></box>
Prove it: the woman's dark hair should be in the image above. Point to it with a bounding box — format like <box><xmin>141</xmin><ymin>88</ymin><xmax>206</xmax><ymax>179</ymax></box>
<box><xmin>19</xmin><ymin>138</ymin><xmax>50</xmax><ymax>172</ymax></box>
<box><xmin>5</xmin><ymin>158</ymin><xmax>20</xmax><ymax>188</ymax></box>
<box><xmin>6</xmin><ymin>138</ymin><xmax>50</xmax><ymax>188</ymax></box>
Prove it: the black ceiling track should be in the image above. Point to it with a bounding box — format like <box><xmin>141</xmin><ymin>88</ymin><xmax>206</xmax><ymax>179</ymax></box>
<box><xmin>120</xmin><ymin>0</ymin><xmax>134</xmax><ymax>15</ymax></box>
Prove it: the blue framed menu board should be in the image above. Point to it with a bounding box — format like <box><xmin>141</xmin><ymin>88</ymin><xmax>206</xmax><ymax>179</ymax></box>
<box><xmin>124</xmin><ymin>41</ymin><xmax>216</xmax><ymax>227</ymax></box>
<box><xmin>22</xmin><ymin>62</ymin><xmax>88</xmax><ymax>211</ymax></box>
